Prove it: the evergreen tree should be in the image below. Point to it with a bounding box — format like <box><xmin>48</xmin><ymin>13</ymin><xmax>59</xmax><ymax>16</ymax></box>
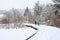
<box><xmin>52</xmin><ymin>0</ymin><xmax>60</xmax><ymax>19</ymax></box>
<box><xmin>24</xmin><ymin>7</ymin><xmax>32</xmax><ymax>22</ymax></box>
<box><xmin>34</xmin><ymin>1</ymin><xmax>42</xmax><ymax>20</ymax></box>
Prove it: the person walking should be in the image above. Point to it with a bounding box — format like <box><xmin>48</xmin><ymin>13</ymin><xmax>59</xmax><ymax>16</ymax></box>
<box><xmin>34</xmin><ymin>20</ymin><xmax>36</xmax><ymax>25</ymax></box>
<box><xmin>36</xmin><ymin>19</ymin><xmax>41</xmax><ymax>26</ymax></box>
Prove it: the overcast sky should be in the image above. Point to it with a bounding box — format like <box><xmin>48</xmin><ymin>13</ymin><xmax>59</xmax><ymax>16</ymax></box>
<box><xmin>0</xmin><ymin>0</ymin><xmax>53</xmax><ymax>10</ymax></box>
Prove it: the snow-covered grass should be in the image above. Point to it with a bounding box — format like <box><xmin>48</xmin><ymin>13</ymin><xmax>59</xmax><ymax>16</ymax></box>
<box><xmin>0</xmin><ymin>23</ymin><xmax>60</xmax><ymax>40</ymax></box>
<box><xmin>0</xmin><ymin>28</ymin><xmax>36</xmax><ymax>40</ymax></box>
<box><xmin>0</xmin><ymin>23</ymin><xmax>24</xmax><ymax>29</ymax></box>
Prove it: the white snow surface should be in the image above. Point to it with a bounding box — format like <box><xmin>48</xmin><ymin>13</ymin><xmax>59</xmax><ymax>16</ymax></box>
<box><xmin>0</xmin><ymin>23</ymin><xmax>60</xmax><ymax>40</ymax></box>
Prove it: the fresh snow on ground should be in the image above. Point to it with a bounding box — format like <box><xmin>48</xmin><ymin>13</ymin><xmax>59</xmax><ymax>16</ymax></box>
<box><xmin>29</xmin><ymin>25</ymin><xmax>60</xmax><ymax>40</ymax></box>
<box><xmin>0</xmin><ymin>23</ymin><xmax>60</xmax><ymax>40</ymax></box>
<box><xmin>0</xmin><ymin>28</ymin><xmax>36</xmax><ymax>40</ymax></box>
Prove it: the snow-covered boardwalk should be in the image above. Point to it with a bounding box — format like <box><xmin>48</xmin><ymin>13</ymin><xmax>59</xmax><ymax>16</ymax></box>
<box><xmin>0</xmin><ymin>23</ymin><xmax>60</xmax><ymax>40</ymax></box>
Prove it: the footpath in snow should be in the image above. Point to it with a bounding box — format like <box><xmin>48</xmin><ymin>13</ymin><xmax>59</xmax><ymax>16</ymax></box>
<box><xmin>0</xmin><ymin>23</ymin><xmax>60</xmax><ymax>40</ymax></box>
<box><xmin>29</xmin><ymin>25</ymin><xmax>60</xmax><ymax>40</ymax></box>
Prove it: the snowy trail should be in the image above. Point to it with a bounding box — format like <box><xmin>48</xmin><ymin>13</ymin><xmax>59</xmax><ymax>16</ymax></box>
<box><xmin>23</xmin><ymin>23</ymin><xmax>60</xmax><ymax>40</ymax></box>
<box><xmin>0</xmin><ymin>23</ymin><xmax>60</xmax><ymax>40</ymax></box>
<box><xmin>29</xmin><ymin>25</ymin><xmax>60</xmax><ymax>40</ymax></box>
